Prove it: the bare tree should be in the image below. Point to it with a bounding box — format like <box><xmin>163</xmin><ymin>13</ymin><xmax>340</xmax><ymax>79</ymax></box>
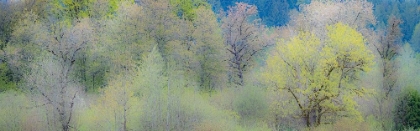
<box><xmin>374</xmin><ymin>16</ymin><xmax>402</xmax><ymax>98</ymax></box>
<box><xmin>221</xmin><ymin>2</ymin><xmax>270</xmax><ymax>86</ymax></box>
<box><xmin>372</xmin><ymin>15</ymin><xmax>402</xmax><ymax>130</ymax></box>
<box><xmin>14</xmin><ymin>12</ymin><xmax>94</xmax><ymax>131</ymax></box>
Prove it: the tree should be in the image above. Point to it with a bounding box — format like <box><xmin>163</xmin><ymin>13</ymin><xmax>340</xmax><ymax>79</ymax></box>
<box><xmin>141</xmin><ymin>0</ymin><xmax>182</xmax><ymax>57</ymax></box>
<box><xmin>0</xmin><ymin>0</ymin><xmax>46</xmax><ymax>49</ymax></box>
<box><xmin>90</xmin><ymin>72</ymin><xmax>140</xmax><ymax>131</ymax></box>
<box><xmin>188</xmin><ymin>6</ymin><xmax>227</xmax><ymax>91</ymax></box>
<box><xmin>13</xmin><ymin>11</ymin><xmax>94</xmax><ymax>131</ymax></box>
<box><xmin>139</xmin><ymin>0</ymin><xmax>227</xmax><ymax>92</ymax></box>
<box><xmin>69</xmin><ymin>1</ymin><xmax>139</xmax><ymax>92</ymax></box>
<box><xmin>25</xmin><ymin>57</ymin><xmax>83</xmax><ymax>131</ymax></box>
<box><xmin>395</xmin><ymin>87</ymin><xmax>420</xmax><ymax>130</ymax></box>
<box><xmin>98</xmin><ymin>1</ymin><xmax>146</xmax><ymax>72</ymax></box>
<box><xmin>373</xmin><ymin>15</ymin><xmax>402</xmax><ymax>98</ymax></box>
<box><xmin>168</xmin><ymin>6</ymin><xmax>226</xmax><ymax>92</ymax></box>
<box><xmin>137</xmin><ymin>45</ymin><xmax>170</xmax><ymax>130</ymax></box>
<box><xmin>369</xmin><ymin>15</ymin><xmax>402</xmax><ymax>130</ymax></box>
<box><xmin>263</xmin><ymin>23</ymin><xmax>374</xmax><ymax>127</ymax></box>
<box><xmin>0</xmin><ymin>0</ymin><xmax>45</xmax><ymax>86</ymax></box>
<box><xmin>221</xmin><ymin>2</ymin><xmax>270</xmax><ymax>86</ymax></box>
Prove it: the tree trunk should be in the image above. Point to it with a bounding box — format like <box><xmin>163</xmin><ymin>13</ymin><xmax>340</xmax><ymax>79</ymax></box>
<box><xmin>305</xmin><ymin>112</ymin><xmax>310</xmax><ymax>127</ymax></box>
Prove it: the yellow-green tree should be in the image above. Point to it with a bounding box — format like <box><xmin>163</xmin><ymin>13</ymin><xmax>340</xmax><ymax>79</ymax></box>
<box><xmin>47</xmin><ymin>0</ymin><xmax>94</xmax><ymax>21</ymax></box>
<box><xmin>80</xmin><ymin>72</ymin><xmax>141</xmax><ymax>131</ymax></box>
<box><xmin>263</xmin><ymin>23</ymin><xmax>374</xmax><ymax>127</ymax></box>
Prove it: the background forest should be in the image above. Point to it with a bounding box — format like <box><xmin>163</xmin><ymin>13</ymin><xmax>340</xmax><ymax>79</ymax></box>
<box><xmin>1</xmin><ymin>0</ymin><xmax>420</xmax><ymax>130</ymax></box>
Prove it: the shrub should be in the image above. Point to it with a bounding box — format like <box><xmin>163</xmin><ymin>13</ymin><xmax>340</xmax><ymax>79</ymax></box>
<box><xmin>395</xmin><ymin>87</ymin><xmax>420</xmax><ymax>130</ymax></box>
<box><xmin>234</xmin><ymin>86</ymin><xmax>269</xmax><ymax>122</ymax></box>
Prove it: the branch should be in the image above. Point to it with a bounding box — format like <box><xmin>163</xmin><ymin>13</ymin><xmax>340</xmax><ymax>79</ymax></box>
<box><xmin>226</xmin><ymin>48</ymin><xmax>235</xmax><ymax>55</ymax></box>
<box><xmin>66</xmin><ymin>91</ymin><xmax>78</xmax><ymax>129</ymax></box>
<box><xmin>288</xmin><ymin>87</ymin><xmax>304</xmax><ymax>110</ymax></box>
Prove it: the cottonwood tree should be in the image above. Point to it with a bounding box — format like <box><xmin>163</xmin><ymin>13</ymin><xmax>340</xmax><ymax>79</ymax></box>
<box><xmin>78</xmin><ymin>41</ymin><xmax>148</xmax><ymax>131</ymax></box>
<box><xmin>141</xmin><ymin>0</ymin><xmax>182</xmax><ymax>57</ymax></box>
<box><xmin>13</xmin><ymin>12</ymin><xmax>94</xmax><ymax>131</ymax></box>
<box><xmin>140</xmin><ymin>0</ymin><xmax>226</xmax><ymax>91</ymax></box>
<box><xmin>365</xmin><ymin>15</ymin><xmax>403</xmax><ymax>130</ymax></box>
<box><xmin>373</xmin><ymin>16</ymin><xmax>402</xmax><ymax>98</ymax></box>
<box><xmin>25</xmin><ymin>58</ymin><xmax>81</xmax><ymax>131</ymax></box>
<box><xmin>72</xmin><ymin>0</ymin><xmax>131</xmax><ymax>91</ymax></box>
<box><xmin>221</xmin><ymin>2</ymin><xmax>270</xmax><ymax>86</ymax></box>
<box><xmin>88</xmin><ymin>72</ymin><xmax>140</xmax><ymax>131</ymax></box>
<box><xmin>263</xmin><ymin>23</ymin><xmax>374</xmax><ymax>127</ymax></box>
<box><xmin>164</xmin><ymin>5</ymin><xmax>227</xmax><ymax>92</ymax></box>
<box><xmin>0</xmin><ymin>0</ymin><xmax>46</xmax><ymax>48</ymax></box>
<box><xmin>191</xmin><ymin>6</ymin><xmax>227</xmax><ymax>91</ymax></box>
<box><xmin>139</xmin><ymin>46</ymin><xmax>212</xmax><ymax>130</ymax></box>
<box><xmin>0</xmin><ymin>0</ymin><xmax>45</xmax><ymax>84</ymax></box>
<box><xmin>98</xmin><ymin>1</ymin><xmax>147</xmax><ymax>73</ymax></box>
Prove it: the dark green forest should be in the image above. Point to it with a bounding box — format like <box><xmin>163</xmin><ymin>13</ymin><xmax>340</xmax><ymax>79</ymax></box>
<box><xmin>1</xmin><ymin>0</ymin><xmax>420</xmax><ymax>130</ymax></box>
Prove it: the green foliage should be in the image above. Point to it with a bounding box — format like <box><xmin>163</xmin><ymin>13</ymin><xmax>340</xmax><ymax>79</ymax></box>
<box><xmin>107</xmin><ymin>0</ymin><xmax>121</xmax><ymax>16</ymax></box>
<box><xmin>72</xmin><ymin>50</ymin><xmax>109</xmax><ymax>92</ymax></box>
<box><xmin>191</xmin><ymin>6</ymin><xmax>227</xmax><ymax>92</ymax></box>
<box><xmin>0</xmin><ymin>91</ymin><xmax>27</xmax><ymax>130</ymax></box>
<box><xmin>0</xmin><ymin>90</ymin><xmax>49</xmax><ymax>131</ymax></box>
<box><xmin>234</xmin><ymin>86</ymin><xmax>268</xmax><ymax>122</ymax></box>
<box><xmin>78</xmin><ymin>73</ymin><xmax>142</xmax><ymax>130</ymax></box>
<box><xmin>395</xmin><ymin>87</ymin><xmax>420</xmax><ymax>130</ymax></box>
<box><xmin>5</xmin><ymin>0</ymin><xmax>420</xmax><ymax>130</ymax></box>
<box><xmin>263</xmin><ymin>23</ymin><xmax>374</xmax><ymax>127</ymax></box>
<box><xmin>170</xmin><ymin>0</ymin><xmax>209</xmax><ymax>21</ymax></box>
<box><xmin>49</xmin><ymin>0</ymin><xmax>94</xmax><ymax>20</ymax></box>
<box><xmin>129</xmin><ymin>47</ymin><xmax>244</xmax><ymax>130</ymax></box>
<box><xmin>0</xmin><ymin>63</ymin><xmax>16</xmax><ymax>92</ymax></box>
<box><xmin>313</xmin><ymin>118</ymin><xmax>370</xmax><ymax>131</ymax></box>
<box><xmin>67</xmin><ymin>49</ymin><xmax>269</xmax><ymax>130</ymax></box>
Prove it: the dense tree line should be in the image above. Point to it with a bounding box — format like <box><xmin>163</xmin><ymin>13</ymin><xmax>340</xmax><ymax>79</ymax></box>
<box><xmin>1</xmin><ymin>0</ymin><xmax>420</xmax><ymax>130</ymax></box>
